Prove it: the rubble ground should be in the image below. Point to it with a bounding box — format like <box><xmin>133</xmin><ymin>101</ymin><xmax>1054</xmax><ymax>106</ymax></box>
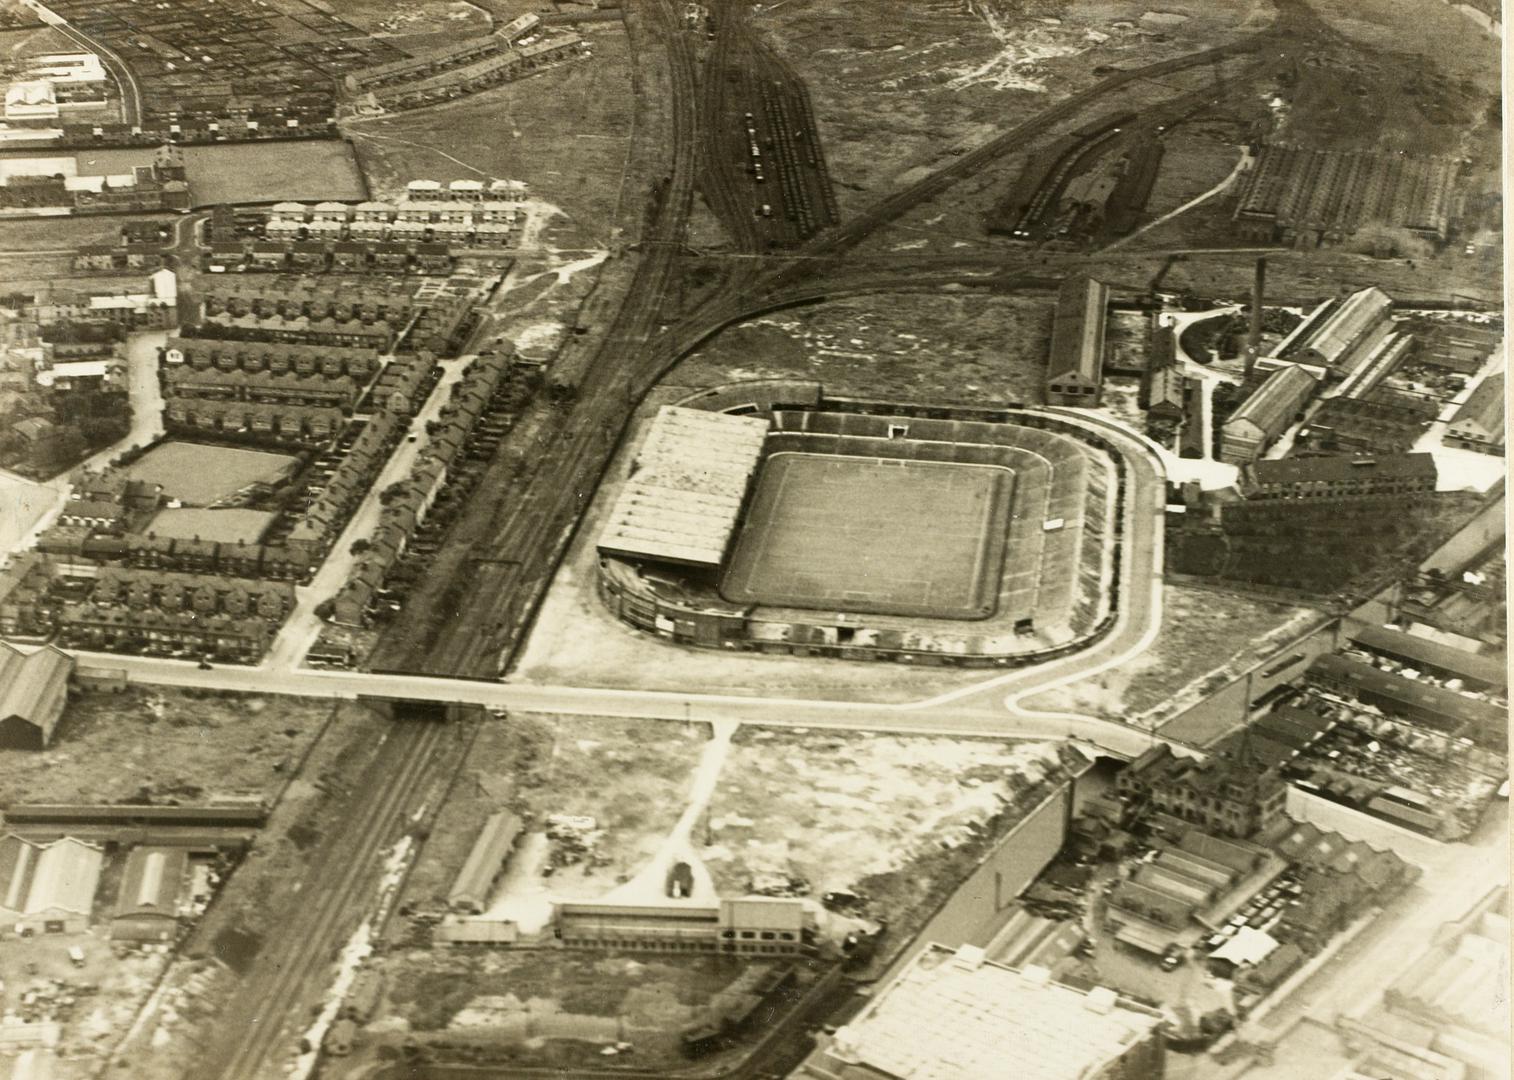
<box><xmin>702</xmin><ymin>729</ymin><xmax>1074</xmax><ymax>937</ymax></box>
<box><xmin>0</xmin><ymin>686</ymin><xmax>333</xmax><ymax>806</ymax></box>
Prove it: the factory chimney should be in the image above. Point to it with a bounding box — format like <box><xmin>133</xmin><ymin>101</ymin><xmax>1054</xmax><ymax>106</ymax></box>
<box><xmin>1245</xmin><ymin>256</ymin><xmax>1266</xmax><ymax>379</ymax></box>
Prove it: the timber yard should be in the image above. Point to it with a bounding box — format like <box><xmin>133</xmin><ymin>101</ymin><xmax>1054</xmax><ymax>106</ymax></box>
<box><xmin>0</xmin><ymin>1</ymin><xmax>1506</xmax><ymax>1079</ymax></box>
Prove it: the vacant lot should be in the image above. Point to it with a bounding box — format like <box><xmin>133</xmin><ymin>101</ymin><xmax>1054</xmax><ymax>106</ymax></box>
<box><xmin>398</xmin><ymin>712</ymin><xmax>706</xmax><ymax>918</ymax></box>
<box><xmin>347</xmin><ymin>27</ymin><xmax>635</xmax><ymax>244</ymax></box>
<box><xmin>0</xmin><ymin>686</ymin><xmax>331</xmax><ymax>806</ymax></box>
<box><xmin>668</xmin><ymin>292</ymin><xmax>1055</xmax><ymax>406</ymax></box>
<box><xmin>124</xmin><ymin>441</ymin><xmax>297</xmax><ymax>504</ymax></box>
<box><xmin>704</xmin><ymin>730</ymin><xmax>1069</xmax><ymax>933</ymax></box>
<box><xmin>145</xmin><ymin>507</ymin><xmax>276</xmax><ymax>544</ymax></box>
<box><xmin>1016</xmin><ymin>582</ymin><xmax>1321</xmax><ymax>726</ymax></box>
<box><xmin>760</xmin><ymin>0</ymin><xmax>1264</xmax><ymax>218</ymax></box>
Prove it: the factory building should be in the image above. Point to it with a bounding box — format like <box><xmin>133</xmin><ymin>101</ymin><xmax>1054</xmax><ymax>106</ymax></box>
<box><xmin>794</xmin><ymin>944</ymin><xmax>1165</xmax><ymax>1080</ymax></box>
<box><xmin>1116</xmin><ymin>742</ymin><xmax>1287</xmax><ymax>840</ymax></box>
<box><xmin>1238</xmin><ymin>453</ymin><xmax>1438</xmax><ymax>500</ymax></box>
<box><xmin>1233</xmin><ymin>144</ymin><xmax>1459</xmax><ymax>247</ymax></box>
<box><xmin>0</xmin><ymin>644</ymin><xmax>73</xmax><ymax>751</ymax></box>
<box><xmin>1219</xmin><ymin>365</ymin><xmax>1320</xmax><ymax>464</ymax></box>
<box><xmin>1272</xmin><ymin>286</ymin><xmax>1394</xmax><ymax>377</ymax></box>
<box><xmin>1445</xmin><ymin>373</ymin><xmax>1505</xmax><ymax>455</ymax></box>
<box><xmin>110</xmin><ymin>847</ymin><xmax>189</xmax><ymax>943</ymax></box>
<box><xmin>1045</xmin><ymin>276</ymin><xmax>1109</xmax><ymax>407</ymax></box>
<box><xmin>0</xmin><ymin>834</ymin><xmax>104</xmax><ymax>935</ymax></box>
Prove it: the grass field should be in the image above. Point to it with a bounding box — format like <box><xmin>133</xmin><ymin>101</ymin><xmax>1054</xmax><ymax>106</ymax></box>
<box><xmin>124</xmin><ymin>442</ymin><xmax>297</xmax><ymax>504</ymax></box>
<box><xmin>721</xmin><ymin>453</ymin><xmax>1010</xmax><ymax>619</ymax></box>
<box><xmin>145</xmin><ymin>507</ymin><xmax>276</xmax><ymax>544</ymax></box>
<box><xmin>3</xmin><ymin>141</ymin><xmax>369</xmax><ymax>204</ymax></box>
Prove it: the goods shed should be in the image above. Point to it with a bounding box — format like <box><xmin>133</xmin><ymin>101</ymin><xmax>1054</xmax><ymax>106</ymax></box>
<box><xmin>448</xmin><ymin>811</ymin><xmax>522</xmax><ymax>915</ymax></box>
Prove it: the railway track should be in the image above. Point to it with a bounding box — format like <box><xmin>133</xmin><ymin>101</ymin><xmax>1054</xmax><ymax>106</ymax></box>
<box><xmin>202</xmin><ymin>719</ymin><xmax>449</xmax><ymax>1080</ymax></box>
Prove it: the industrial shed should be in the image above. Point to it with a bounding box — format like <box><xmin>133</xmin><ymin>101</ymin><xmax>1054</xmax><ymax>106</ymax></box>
<box><xmin>448</xmin><ymin>812</ymin><xmax>522</xmax><ymax>915</ymax></box>
<box><xmin>0</xmin><ymin>644</ymin><xmax>73</xmax><ymax>750</ymax></box>
<box><xmin>0</xmin><ymin>834</ymin><xmax>104</xmax><ymax>935</ymax></box>
<box><xmin>1045</xmin><ymin>276</ymin><xmax>1109</xmax><ymax>406</ymax></box>
<box><xmin>596</xmin><ymin>406</ymin><xmax>770</xmax><ymax>569</ymax></box>
<box><xmin>111</xmin><ymin>847</ymin><xmax>189</xmax><ymax>942</ymax></box>
<box><xmin>1220</xmin><ymin>365</ymin><xmax>1319</xmax><ymax>464</ymax></box>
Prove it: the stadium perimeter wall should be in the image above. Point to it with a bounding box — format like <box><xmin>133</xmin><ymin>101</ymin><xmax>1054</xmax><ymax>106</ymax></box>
<box><xmin>596</xmin><ymin>387</ymin><xmax>1129</xmax><ymax>667</ymax></box>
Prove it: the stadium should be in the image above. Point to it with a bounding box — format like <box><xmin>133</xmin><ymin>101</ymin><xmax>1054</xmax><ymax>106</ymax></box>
<box><xmin>595</xmin><ymin>381</ymin><xmax>1129</xmax><ymax>667</ymax></box>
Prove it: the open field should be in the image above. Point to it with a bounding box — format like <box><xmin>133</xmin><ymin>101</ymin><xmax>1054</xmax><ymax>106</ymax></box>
<box><xmin>666</xmin><ymin>292</ymin><xmax>1055</xmax><ymax>406</ymax></box>
<box><xmin>0</xmin><ymin>142</ymin><xmax>368</xmax><ymax>204</ymax></box>
<box><xmin>145</xmin><ymin>507</ymin><xmax>276</xmax><ymax>544</ymax></box>
<box><xmin>345</xmin><ymin>26</ymin><xmax>634</xmax><ymax>245</ymax></box>
<box><xmin>397</xmin><ymin>712</ymin><xmax>706</xmax><ymax>919</ymax></box>
<box><xmin>704</xmin><ymin>729</ymin><xmax>1072</xmax><ymax>933</ymax></box>
<box><xmin>123</xmin><ymin>441</ymin><xmax>297</xmax><ymax>504</ymax></box>
<box><xmin>1016</xmin><ymin>582</ymin><xmax>1320</xmax><ymax>726</ymax></box>
<box><xmin>759</xmin><ymin>0</ymin><xmax>1265</xmax><ymax>219</ymax></box>
<box><xmin>0</xmin><ymin>686</ymin><xmax>331</xmax><ymax>806</ymax></box>
<box><xmin>723</xmin><ymin>454</ymin><xmax>1008</xmax><ymax>619</ymax></box>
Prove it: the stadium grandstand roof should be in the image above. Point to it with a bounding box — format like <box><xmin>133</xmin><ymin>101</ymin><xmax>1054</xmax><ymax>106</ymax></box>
<box><xmin>597</xmin><ymin>406</ymin><xmax>770</xmax><ymax>568</ymax></box>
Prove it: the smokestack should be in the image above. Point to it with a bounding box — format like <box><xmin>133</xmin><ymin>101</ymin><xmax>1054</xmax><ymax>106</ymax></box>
<box><xmin>1245</xmin><ymin>257</ymin><xmax>1266</xmax><ymax>379</ymax></box>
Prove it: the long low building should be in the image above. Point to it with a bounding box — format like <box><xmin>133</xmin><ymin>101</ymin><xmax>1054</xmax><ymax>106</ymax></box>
<box><xmin>1220</xmin><ymin>365</ymin><xmax>1320</xmax><ymax>464</ymax></box>
<box><xmin>448</xmin><ymin>812</ymin><xmax>521</xmax><ymax>915</ymax></box>
<box><xmin>1045</xmin><ymin>276</ymin><xmax>1109</xmax><ymax>407</ymax></box>
<box><xmin>555</xmin><ymin>896</ymin><xmax>810</xmax><ymax>956</ymax></box>
<box><xmin>1238</xmin><ymin>453</ymin><xmax>1438</xmax><ymax>500</ymax></box>
<box><xmin>1348</xmin><ymin>624</ymin><xmax>1506</xmax><ymax>692</ymax></box>
<box><xmin>596</xmin><ymin>406</ymin><xmax>771</xmax><ymax>569</ymax></box>
<box><xmin>1307</xmin><ymin>653</ymin><xmax>1507</xmax><ymax>749</ymax></box>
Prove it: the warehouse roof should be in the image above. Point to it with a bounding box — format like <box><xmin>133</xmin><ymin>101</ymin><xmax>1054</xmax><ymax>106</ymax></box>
<box><xmin>114</xmin><ymin>846</ymin><xmax>188</xmax><ymax>917</ymax></box>
<box><xmin>1308</xmin><ymin>653</ymin><xmax>1507</xmax><ymax>735</ymax></box>
<box><xmin>0</xmin><ymin>834</ymin><xmax>103</xmax><ymax>918</ymax></box>
<box><xmin>1046</xmin><ymin>276</ymin><xmax>1108</xmax><ymax>384</ymax></box>
<box><xmin>1349</xmin><ymin>625</ymin><xmax>1506</xmax><ymax>690</ymax></box>
<box><xmin>1244</xmin><ymin>452</ymin><xmax>1437</xmax><ymax>488</ymax></box>
<box><xmin>0</xmin><ymin>643</ymin><xmax>73</xmax><ymax>742</ymax></box>
<box><xmin>1228</xmin><ymin>365</ymin><xmax>1318</xmax><ymax>436</ymax></box>
<box><xmin>1449</xmin><ymin>372</ymin><xmax>1505</xmax><ymax>439</ymax></box>
<box><xmin>1295</xmin><ymin>287</ymin><xmax>1393</xmax><ymax>367</ymax></box>
<box><xmin>449</xmin><ymin>812</ymin><xmax>522</xmax><ymax>913</ymax></box>
<box><xmin>811</xmin><ymin>945</ymin><xmax>1160</xmax><ymax>1080</ymax></box>
<box><xmin>597</xmin><ymin>406</ymin><xmax>770</xmax><ymax>568</ymax></box>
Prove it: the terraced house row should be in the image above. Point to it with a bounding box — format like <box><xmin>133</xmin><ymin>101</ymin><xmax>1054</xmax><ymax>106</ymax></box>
<box><xmin>330</xmin><ymin>353</ymin><xmax>514</xmax><ymax>625</ymax></box>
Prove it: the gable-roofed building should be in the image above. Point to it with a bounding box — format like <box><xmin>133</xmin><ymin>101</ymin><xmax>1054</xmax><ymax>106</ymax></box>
<box><xmin>0</xmin><ymin>643</ymin><xmax>73</xmax><ymax>750</ymax></box>
<box><xmin>448</xmin><ymin>812</ymin><xmax>522</xmax><ymax>915</ymax></box>
<box><xmin>1117</xmin><ymin>744</ymin><xmax>1287</xmax><ymax>840</ymax></box>
<box><xmin>1276</xmin><ymin>287</ymin><xmax>1394</xmax><ymax>375</ymax></box>
<box><xmin>1445</xmin><ymin>372</ymin><xmax>1505</xmax><ymax>455</ymax></box>
<box><xmin>111</xmin><ymin>846</ymin><xmax>189</xmax><ymax>942</ymax></box>
<box><xmin>0</xmin><ymin>834</ymin><xmax>104</xmax><ymax>935</ymax></box>
<box><xmin>1045</xmin><ymin>276</ymin><xmax>1109</xmax><ymax>407</ymax></box>
<box><xmin>1220</xmin><ymin>365</ymin><xmax>1320</xmax><ymax>464</ymax></box>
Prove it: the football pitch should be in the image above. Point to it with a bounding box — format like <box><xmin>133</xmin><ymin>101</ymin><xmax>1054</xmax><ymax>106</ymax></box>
<box><xmin>721</xmin><ymin>452</ymin><xmax>1012</xmax><ymax>619</ymax></box>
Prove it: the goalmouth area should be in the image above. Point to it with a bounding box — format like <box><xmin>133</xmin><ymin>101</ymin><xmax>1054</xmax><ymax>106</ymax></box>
<box><xmin>721</xmin><ymin>453</ymin><xmax>1012</xmax><ymax>620</ymax></box>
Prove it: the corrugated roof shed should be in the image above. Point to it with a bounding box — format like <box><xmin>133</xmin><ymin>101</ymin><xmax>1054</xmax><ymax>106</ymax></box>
<box><xmin>0</xmin><ymin>644</ymin><xmax>73</xmax><ymax>748</ymax></box>
<box><xmin>597</xmin><ymin>406</ymin><xmax>770</xmax><ymax>568</ymax></box>
<box><xmin>449</xmin><ymin>811</ymin><xmax>522</xmax><ymax>914</ymax></box>
<box><xmin>1228</xmin><ymin>365</ymin><xmax>1319</xmax><ymax>436</ymax></box>
<box><xmin>1295</xmin><ymin>286</ymin><xmax>1393</xmax><ymax>367</ymax></box>
<box><xmin>114</xmin><ymin>846</ymin><xmax>188</xmax><ymax>917</ymax></box>
<box><xmin>0</xmin><ymin>835</ymin><xmax>103</xmax><ymax>917</ymax></box>
<box><xmin>1309</xmin><ymin>653</ymin><xmax>1506</xmax><ymax>733</ymax></box>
